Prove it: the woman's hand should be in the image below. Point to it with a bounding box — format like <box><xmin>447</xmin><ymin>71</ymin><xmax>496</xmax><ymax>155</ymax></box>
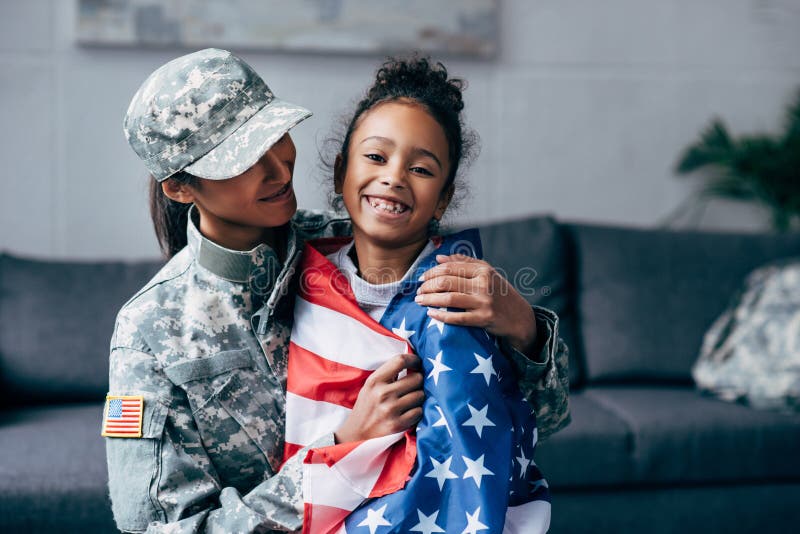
<box><xmin>334</xmin><ymin>353</ymin><xmax>424</xmax><ymax>444</ymax></box>
<box><xmin>415</xmin><ymin>254</ymin><xmax>538</xmax><ymax>354</ymax></box>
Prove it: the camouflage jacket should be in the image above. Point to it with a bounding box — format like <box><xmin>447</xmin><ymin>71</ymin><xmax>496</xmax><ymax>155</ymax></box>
<box><xmin>105</xmin><ymin>209</ymin><xmax>570</xmax><ymax>533</ymax></box>
<box><xmin>693</xmin><ymin>259</ymin><xmax>800</xmax><ymax>412</ymax></box>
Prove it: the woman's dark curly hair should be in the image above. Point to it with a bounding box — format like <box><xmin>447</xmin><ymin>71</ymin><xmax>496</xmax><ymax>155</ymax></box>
<box><xmin>328</xmin><ymin>55</ymin><xmax>478</xmax><ymax>210</ymax></box>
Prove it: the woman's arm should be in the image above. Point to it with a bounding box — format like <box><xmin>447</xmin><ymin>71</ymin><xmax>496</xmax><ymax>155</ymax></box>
<box><xmin>501</xmin><ymin>306</ymin><xmax>571</xmax><ymax>439</ymax></box>
<box><xmin>106</xmin><ymin>344</ymin><xmax>326</xmax><ymax>533</ymax></box>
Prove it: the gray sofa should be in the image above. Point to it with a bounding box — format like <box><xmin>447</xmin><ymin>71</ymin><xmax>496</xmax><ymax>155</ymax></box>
<box><xmin>2</xmin><ymin>216</ymin><xmax>800</xmax><ymax>533</ymax></box>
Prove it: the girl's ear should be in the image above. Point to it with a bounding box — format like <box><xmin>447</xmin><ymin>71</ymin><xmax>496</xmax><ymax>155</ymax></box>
<box><xmin>161</xmin><ymin>178</ymin><xmax>196</xmax><ymax>204</ymax></box>
<box><xmin>434</xmin><ymin>184</ymin><xmax>455</xmax><ymax>221</ymax></box>
<box><xmin>333</xmin><ymin>154</ymin><xmax>345</xmax><ymax>194</ymax></box>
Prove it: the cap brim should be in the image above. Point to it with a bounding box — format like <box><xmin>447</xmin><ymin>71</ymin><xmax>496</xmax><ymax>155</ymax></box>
<box><xmin>184</xmin><ymin>98</ymin><xmax>311</xmax><ymax>180</ymax></box>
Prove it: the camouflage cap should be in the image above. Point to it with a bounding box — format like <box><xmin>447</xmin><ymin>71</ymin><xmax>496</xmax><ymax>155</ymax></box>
<box><xmin>124</xmin><ymin>48</ymin><xmax>311</xmax><ymax>182</ymax></box>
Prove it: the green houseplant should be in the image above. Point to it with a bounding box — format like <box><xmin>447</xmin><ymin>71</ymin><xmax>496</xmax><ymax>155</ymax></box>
<box><xmin>673</xmin><ymin>89</ymin><xmax>800</xmax><ymax>232</ymax></box>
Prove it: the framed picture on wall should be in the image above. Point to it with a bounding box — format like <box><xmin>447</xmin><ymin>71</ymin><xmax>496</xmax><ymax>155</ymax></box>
<box><xmin>76</xmin><ymin>0</ymin><xmax>498</xmax><ymax>58</ymax></box>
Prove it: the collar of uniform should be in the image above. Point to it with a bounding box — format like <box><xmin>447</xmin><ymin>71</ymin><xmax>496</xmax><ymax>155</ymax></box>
<box><xmin>185</xmin><ymin>206</ymin><xmax>278</xmax><ymax>283</ymax></box>
<box><xmin>253</xmin><ymin>221</ymin><xmax>303</xmax><ymax>334</ymax></box>
<box><xmin>265</xmin><ymin>220</ymin><xmax>301</xmax><ymax>309</ymax></box>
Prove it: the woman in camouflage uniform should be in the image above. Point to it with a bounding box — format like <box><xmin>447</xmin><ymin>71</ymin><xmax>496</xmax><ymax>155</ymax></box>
<box><xmin>105</xmin><ymin>48</ymin><xmax>570</xmax><ymax>533</ymax></box>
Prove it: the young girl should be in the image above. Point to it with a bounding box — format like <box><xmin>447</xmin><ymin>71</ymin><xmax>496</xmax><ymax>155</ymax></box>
<box><xmin>284</xmin><ymin>57</ymin><xmax>553</xmax><ymax>533</ymax></box>
<box><xmin>105</xmin><ymin>48</ymin><xmax>567</xmax><ymax>533</ymax></box>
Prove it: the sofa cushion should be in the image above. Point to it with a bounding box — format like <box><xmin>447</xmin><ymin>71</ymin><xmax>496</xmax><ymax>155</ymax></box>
<box><xmin>0</xmin><ymin>404</ymin><xmax>116</xmax><ymax>532</ymax></box>
<box><xmin>568</xmin><ymin>223</ymin><xmax>800</xmax><ymax>383</ymax></box>
<box><xmin>584</xmin><ymin>386</ymin><xmax>800</xmax><ymax>485</ymax></box>
<box><xmin>535</xmin><ymin>390</ymin><xmax>633</xmax><ymax>488</ymax></box>
<box><xmin>0</xmin><ymin>254</ymin><xmax>161</xmax><ymax>404</ymax></box>
<box><xmin>479</xmin><ymin>216</ymin><xmax>584</xmax><ymax>386</ymax></box>
<box><xmin>538</xmin><ymin>386</ymin><xmax>800</xmax><ymax>490</ymax></box>
<box><xmin>552</xmin><ymin>483</ymin><xmax>800</xmax><ymax>534</ymax></box>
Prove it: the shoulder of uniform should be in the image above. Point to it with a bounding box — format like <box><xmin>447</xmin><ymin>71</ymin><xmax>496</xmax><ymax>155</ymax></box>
<box><xmin>122</xmin><ymin>248</ymin><xmax>193</xmax><ymax>307</ymax></box>
<box><xmin>112</xmin><ymin>249</ymin><xmax>194</xmax><ymax>350</ymax></box>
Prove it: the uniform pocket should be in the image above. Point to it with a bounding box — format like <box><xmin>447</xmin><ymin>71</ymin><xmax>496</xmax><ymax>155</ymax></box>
<box><xmin>165</xmin><ymin>349</ymin><xmax>285</xmax><ymax>489</ymax></box>
<box><xmin>216</xmin><ymin>372</ymin><xmax>285</xmax><ymax>470</ymax></box>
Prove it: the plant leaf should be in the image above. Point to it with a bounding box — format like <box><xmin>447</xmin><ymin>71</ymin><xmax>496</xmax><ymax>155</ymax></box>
<box><xmin>782</xmin><ymin>88</ymin><xmax>800</xmax><ymax>142</ymax></box>
<box><xmin>675</xmin><ymin>119</ymin><xmax>734</xmax><ymax>174</ymax></box>
<box><xmin>674</xmin><ymin>85</ymin><xmax>800</xmax><ymax>231</ymax></box>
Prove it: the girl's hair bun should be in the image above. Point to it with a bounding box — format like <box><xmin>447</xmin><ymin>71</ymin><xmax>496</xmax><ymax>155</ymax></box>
<box><xmin>368</xmin><ymin>56</ymin><xmax>466</xmax><ymax>115</ymax></box>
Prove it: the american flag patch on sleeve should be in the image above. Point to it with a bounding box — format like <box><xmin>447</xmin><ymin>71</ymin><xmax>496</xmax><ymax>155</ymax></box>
<box><xmin>101</xmin><ymin>395</ymin><xmax>144</xmax><ymax>438</ymax></box>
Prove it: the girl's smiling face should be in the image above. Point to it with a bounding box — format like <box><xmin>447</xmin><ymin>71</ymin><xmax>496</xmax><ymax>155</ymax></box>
<box><xmin>335</xmin><ymin>101</ymin><xmax>453</xmax><ymax>249</ymax></box>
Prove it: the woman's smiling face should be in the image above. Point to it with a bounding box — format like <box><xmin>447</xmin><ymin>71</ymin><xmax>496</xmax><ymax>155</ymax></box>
<box><xmin>178</xmin><ymin>133</ymin><xmax>299</xmax><ymax>250</ymax></box>
<box><xmin>335</xmin><ymin>100</ymin><xmax>453</xmax><ymax>249</ymax></box>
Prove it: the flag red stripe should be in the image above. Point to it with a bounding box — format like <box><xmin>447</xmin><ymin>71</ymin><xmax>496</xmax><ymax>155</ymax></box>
<box><xmin>283</xmin><ymin>442</ymin><xmax>304</xmax><ymax>464</ymax></box>
<box><xmin>287</xmin><ymin>342</ymin><xmax>371</xmax><ymax>409</ymax></box>
<box><xmin>369</xmin><ymin>432</ymin><xmax>417</xmax><ymax>497</ymax></box>
<box><xmin>299</xmin><ymin>246</ymin><xmax>407</xmax><ymax>343</ymax></box>
<box><xmin>302</xmin><ymin>502</ymin><xmax>350</xmax><ymax>534</ymax></box>
<box><xmin>282</xmin><ymin>437</ymin><xmax>366</xmax><ymax>470</ymax></box>
<box><xmin>304</xmin><ymin>439</ymin><xmax>364</xmax><ymax>467</ymax></box>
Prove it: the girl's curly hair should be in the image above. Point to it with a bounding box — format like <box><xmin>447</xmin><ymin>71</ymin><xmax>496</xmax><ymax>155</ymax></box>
<box><xmin>324</xmin><ymin>55</ymin><xmax>478</xmax><ymax>211</ymax></box>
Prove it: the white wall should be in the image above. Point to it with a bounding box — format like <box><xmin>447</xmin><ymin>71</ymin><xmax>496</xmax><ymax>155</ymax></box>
<box><xmin>1</xmin><ymin>0</ymin><xmax>799</xmax><ymax>259</ymax></box>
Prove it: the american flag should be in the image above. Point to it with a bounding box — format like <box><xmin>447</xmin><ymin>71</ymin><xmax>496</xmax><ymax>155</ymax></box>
<box><xmin>285</xmin><ymin>230</ymin><xmax>550</xmax><ymax>533</ymax></box>
<box><xmin>102</xmin><ymin>396</ymin><xmax>144</xmax><ymax>438</ymax></box>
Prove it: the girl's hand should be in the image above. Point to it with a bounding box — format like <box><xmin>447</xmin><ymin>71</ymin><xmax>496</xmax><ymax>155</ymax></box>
<box><xmin>334</xmin><ymin>353</ymin><xmax>424</xmax><ymax>444</ymax></box>
<box><xmin>415</xmin><ymin>254</ymin><xmax>538</xmax><ymax>354</ymax></box>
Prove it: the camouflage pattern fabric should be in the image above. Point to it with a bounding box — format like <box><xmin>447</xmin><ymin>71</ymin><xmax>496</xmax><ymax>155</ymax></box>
<box><xmin>105</xmin><ymin>209</ymin><xmax>570</xmax><ymax>533</ymax></box>
<box><xmin>693</xmin><ymin>259</ymin><xmax>800</xmax><ymax>413</ymax></box>
<box><xmin>505</xmin><ymin>310</ymin><xmax>572</xmax><ymax>440</ymax></box>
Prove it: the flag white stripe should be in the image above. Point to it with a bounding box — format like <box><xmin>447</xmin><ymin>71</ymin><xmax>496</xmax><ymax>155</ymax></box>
<box><xmin>285</xmin><ymin>392</ymin><xmax>351</xmax><ymax>446</ymax></box>
<box><xmin>292</xmin><ymin>297</ymin><xmax>407</xmax><ymax>371</ymax></box>
<box><xmin>329</xmin><ymin>432</ymin><xmax>404</xmax><ymax>495</ymax></box>
<box><xmin>304</xmin><ymin>433</ymin><xmax>404</xmax><ymax>509</ymax></box>
<box><xmin>304</xmin><ymin>462</ymin><xmax>366</xmax><ymax>511</ymax></box>
<box><xmin>503</xmin><ymin>499</ymin><xmax>551</xmax><ymax>534</ymax></box>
